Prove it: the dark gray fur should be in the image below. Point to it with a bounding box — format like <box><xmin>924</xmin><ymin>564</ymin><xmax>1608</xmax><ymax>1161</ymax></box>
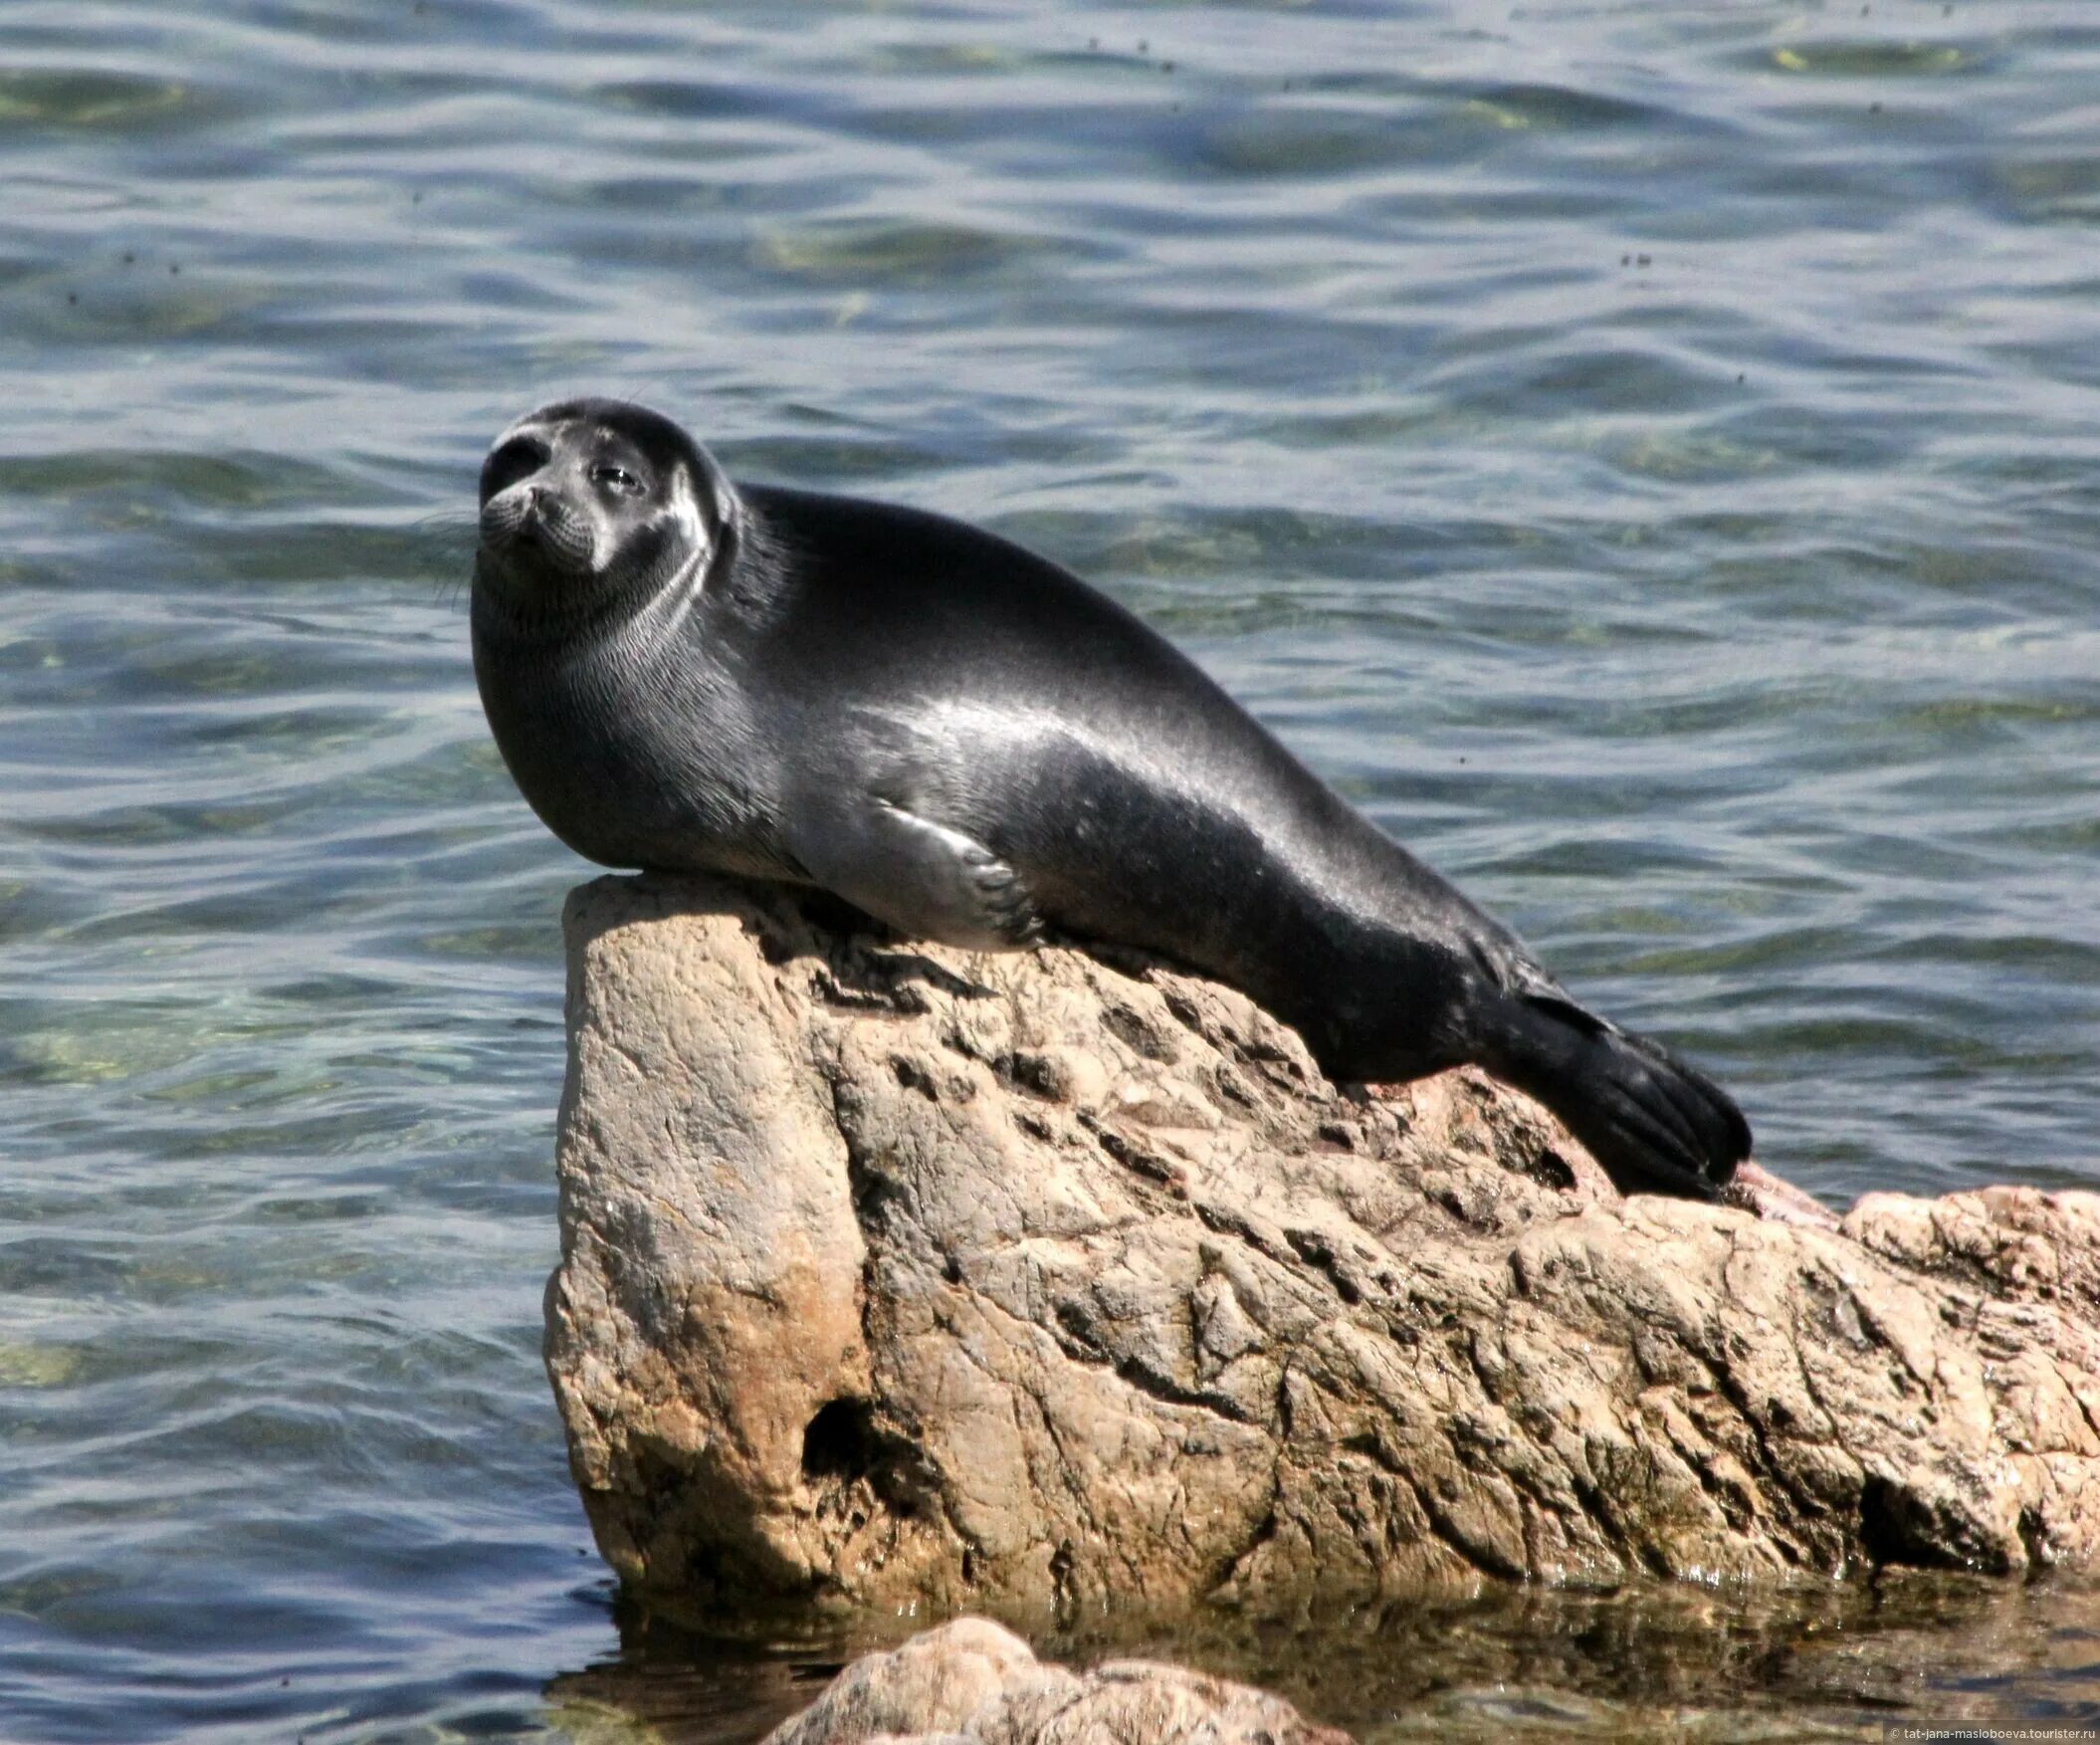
<box><xmin>472</xmin><ymin>398</ymin><xmax>1751</xmax><ymax>1199</ymax></box>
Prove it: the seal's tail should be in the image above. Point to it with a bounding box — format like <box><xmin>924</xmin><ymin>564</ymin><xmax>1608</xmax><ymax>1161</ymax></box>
<box><xmin>1484</xmin><ymin>993</ymin><xmax>1750</xmax><ymax>1200</ymax></box>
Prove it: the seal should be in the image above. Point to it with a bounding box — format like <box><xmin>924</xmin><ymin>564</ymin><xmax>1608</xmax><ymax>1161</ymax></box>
<box><xmin>472</xmin><ymin>398</ymin><xmax>1752</xmax><ymax>1200</ymax></box>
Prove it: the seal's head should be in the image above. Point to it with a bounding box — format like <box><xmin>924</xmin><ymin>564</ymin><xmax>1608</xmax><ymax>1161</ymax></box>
<box><xmin>473</xmin><ymin>398</ymin><xmax>735</xmax><ymax>632</ymax></box>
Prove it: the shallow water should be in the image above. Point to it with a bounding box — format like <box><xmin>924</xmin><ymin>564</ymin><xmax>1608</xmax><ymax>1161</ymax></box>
<box><xmin>3</xmin><ymin>0</ymin><xmax>2098</xmax><ymax>1738</ymax></box>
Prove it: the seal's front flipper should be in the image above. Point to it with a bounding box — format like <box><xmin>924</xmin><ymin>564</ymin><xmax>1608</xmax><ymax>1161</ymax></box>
<box><xmin>785</xmin><ymin>795</ymin><xmax>1041</xmax><ymax>951</ymax></box>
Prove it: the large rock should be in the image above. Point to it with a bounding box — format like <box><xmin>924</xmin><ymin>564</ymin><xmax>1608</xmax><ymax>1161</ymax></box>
<box><xmin>545</xmin><ymin>873</ymin><xmax>2100</xmax><ymax>1618</ymax></box>
<box><xmin>759</xmin><ymin>1617</ymin><xmax>1350</xmax><ymax>1745</ymax></box>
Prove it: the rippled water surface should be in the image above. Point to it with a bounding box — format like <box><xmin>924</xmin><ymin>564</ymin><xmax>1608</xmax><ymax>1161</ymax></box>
<box><xmin>5</xmin><ymin>1</ymin><xmax>2099</xmax><ymax>1738</ymax></box>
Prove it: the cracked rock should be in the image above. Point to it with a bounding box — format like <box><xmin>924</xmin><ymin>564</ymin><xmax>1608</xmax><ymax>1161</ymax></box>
<box><xmin>545</xmin><ymin>873</ymin><xmax>2100</xmax><ymax>1617</ymax></box>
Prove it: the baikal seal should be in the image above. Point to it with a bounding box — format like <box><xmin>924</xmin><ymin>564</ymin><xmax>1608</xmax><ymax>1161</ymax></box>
<box><xmin>470</xmin><ymin>398</ymin><xmax>1751</xmax><ymax>1200</ymax></box>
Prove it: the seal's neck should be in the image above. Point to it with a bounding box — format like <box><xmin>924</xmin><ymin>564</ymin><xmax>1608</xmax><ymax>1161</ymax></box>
<box><xmin>472</xmin><ymin>537</ymin><xmax>714</xmax><ymax>657</ymax></box>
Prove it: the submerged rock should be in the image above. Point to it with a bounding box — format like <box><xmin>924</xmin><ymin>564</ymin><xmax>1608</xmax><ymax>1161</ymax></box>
<box><xmin>759</xmin><ymin>1617</ymin><xmax>1350</xmax><ymax>1745</ymax></box>
<box><xmin>545</xmin><ymin>873</ymin><xmax>2100</xmax><ymax>1618</ymax></box>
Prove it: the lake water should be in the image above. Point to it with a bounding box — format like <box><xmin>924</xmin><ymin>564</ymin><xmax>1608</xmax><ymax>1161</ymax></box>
<box><xmin>4</xmin><ymin>0</ymin><xmax>2098</xmax><ymax>1739</ymax></box>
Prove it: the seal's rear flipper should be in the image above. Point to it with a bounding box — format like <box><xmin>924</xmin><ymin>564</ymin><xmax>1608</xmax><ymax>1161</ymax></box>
<box><xmin>785</xmin><ymin>794</ymin><xmax>1041</xmax><ymax>952</ymax></box>
<box><xmin>1486</xmin><ymin>994</ymin><xmax>1750</xmax><ymax>1200</ymax></box>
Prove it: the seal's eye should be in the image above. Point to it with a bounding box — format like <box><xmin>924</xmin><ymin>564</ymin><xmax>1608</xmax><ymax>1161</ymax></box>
<box><xmin>591</xmin><ymin>463</ymin><xmax>645</xmax><ymax>497</ymax></box>
<box><xmin>482</xmin><ymin>435</ymin><xmax>548</xmax><ymax>502</ymax></box>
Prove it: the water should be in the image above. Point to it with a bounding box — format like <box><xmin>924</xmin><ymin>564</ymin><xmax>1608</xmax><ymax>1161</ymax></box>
<box><xmin>3</xmin><ymin>0</ymin><xmax>2097</xmax><ymax>1738</ymax></box>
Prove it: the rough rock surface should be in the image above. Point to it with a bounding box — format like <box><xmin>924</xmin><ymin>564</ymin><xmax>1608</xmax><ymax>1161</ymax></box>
<box><xmin>545</xmin><ymin>873</ymin><xmax>2100</xmax><ymax>1618</ymax></box>
<box><xmin>759</xmin><ymin>1617</ymin><xmax>1350</xmax><ymax>1745</ymax></box>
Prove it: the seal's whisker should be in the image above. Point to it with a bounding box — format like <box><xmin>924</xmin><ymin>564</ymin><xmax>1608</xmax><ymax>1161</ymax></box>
<box><xmin>410</xmin><ymin>506</ymin><xmax>480</xmax><ymax>609</ymax></box>
<box><xmin>415</xmin><ymin>505</ymin><xmax>480</xmax><ymax>534</ymax></box>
